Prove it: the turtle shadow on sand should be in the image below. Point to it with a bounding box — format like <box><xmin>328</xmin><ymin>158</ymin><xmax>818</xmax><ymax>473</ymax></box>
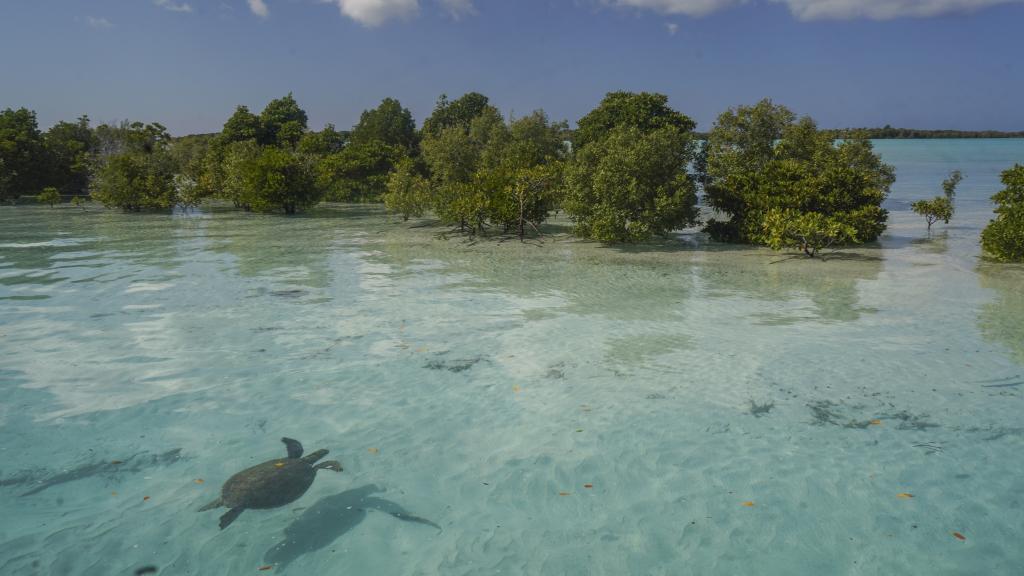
<box><xmin>263</xmin><ymin>484</ymin><xmax>441</xmax><ymax>570</ymax></box>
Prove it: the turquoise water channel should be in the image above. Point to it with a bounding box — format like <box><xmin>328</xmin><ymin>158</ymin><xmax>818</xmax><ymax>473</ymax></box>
<box><xmin>1</xmin><ymin>140</ymin><xmax>1023</xmax><ymax>575</ymax></box>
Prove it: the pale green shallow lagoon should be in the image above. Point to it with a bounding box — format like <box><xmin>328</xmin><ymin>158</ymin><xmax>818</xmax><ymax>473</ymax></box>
<box><xmin>1</xmin><ymin>140</ymin><xmax>1023</xmax><ymax>575</ymax></box>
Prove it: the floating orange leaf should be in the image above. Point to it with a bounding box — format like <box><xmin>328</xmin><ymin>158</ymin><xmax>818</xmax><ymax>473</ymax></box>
<box><xmin>258</xmin><ymin>566</ymin><xmax>274</xmax><ymax>571</ymax></box>
<box><xmin>367</xmin><ymin>448</ymin><xmax>379</xmax><ymax>455</ymax></box>
<box><xmin>111</xmin><ymin>460</ymin><xmax>124</xmax><ymax>465</ymax></box>
<box><xmin>952</xmin><ymin>532</ymin><xmax>966</xmax><ymax>541</ymax></box>
<box><xmin>558</xmin><ymin>491</ymin><xmax>570</xmax><ymax>496</ymax></box>
<box><xmin>742</xmin><ymin>501</ymin><xmax>755</xmax><ymax>507</ymax></box>
<box><xmin>869</xmin><ymin>419</ymin><xmax>882</xmax><ymax>426</ymax></box>
<box><xmin>143</xmin><ymin>496</ymin><xmax>151</xmax><ymax>501</ymax></box>
<box><xmin>111</xmin><ymin>491</ymin><xmax>118</xmax><ymax>496</ymax></box>
<box><xmin>512</xmin><ymin>385</ymin><xmax>521</xmax><ymax>393</ymax></box>
<box><xmin>583</xmin><ymin>484</ymin><xmax>593</xmax><ymax>489</ymax></box>
<box><xmin>194</xmin><ymin>479</ymin><xmax>204</xmax><ymax>484</ymax></box>
<box><xmin>897</xmin><ymin>493</ymin><xmax>914</xmax><ymax>499</ymax></box>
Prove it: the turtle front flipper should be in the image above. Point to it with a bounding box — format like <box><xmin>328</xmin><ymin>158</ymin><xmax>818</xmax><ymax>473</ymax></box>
<box><xmin>282</xmin><ymin>437</ymin><xmax>304</xmax><ymax>459</ymax></box>
<box><xmin>198</xmin><ymin>497</ymin><xmax>223</xmax><ymax>512</ymax></box>
<box><xmin>314</xmin><ymin>460</ymin><xmax>343</xmax><ymax>472</ymax></box>
<box><xmin>301</xmin><ymin>449</ymin><xmax>329</xmax><ymax>464</ymax></box>
<box><xmin>219</xmin><ymin>507</ymin><xmax>245</xmax><ymax>529</ymax></box>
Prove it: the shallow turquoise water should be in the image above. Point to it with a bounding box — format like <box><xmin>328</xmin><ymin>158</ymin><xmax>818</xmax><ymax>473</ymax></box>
<box><xmin>1</xmin><ymin>140</ymin><xmax>1023</xmax><ymax>575</ymax></box>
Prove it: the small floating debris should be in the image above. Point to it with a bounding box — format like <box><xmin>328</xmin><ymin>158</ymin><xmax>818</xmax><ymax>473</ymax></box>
<box><xmin>583</xmin><ymin>484</ymin><xmax>593</xmax><ymax>489</ymax></box>
<box><xmin>194</xmin><ymin>478</ymin><xmax>204</xmax><ymax>484</ymax></box>
<box><xmin>952</xmin><ymin>532</ymin><xmax>966</xmax><ymax>541</ymax></box>
<box><xmin>111</xmin><ymin>460</ymin><xmax>124</xmax><ymax>465</ymax></box>
<box><xmin>274</xmin><ymin>462</ymin><xmax>285</xmax><ymax>468</ymax></box>
<box><xmin>512</xmin><ymin>385</ymin><xmax>521</xmax><ymax>393</ymax></box>
<box><xmin>741</xmin><ymin>501</ymin><xmax>755</xmax><ymax>507</ymax></box>
<box><xmin>869</xmin><ymin>419</ymin><xmax>882</xmax><ymax>426</ymax></box>
<box><xmin>135</xmin><ymin>567</ymin><xmax>158</xmax><ymax>575</ymax></box>
<box><xmin>258</xmin><ymin>565</ymin><xmax>275</xmax><ymax>571</ymax></box>
<box><xmin>111</xmin><ymin>491</ymin><xmax>118</xmax><ymax>496</ymax></box>
<box><xmin>558</xmin><ymin>492</ymin><xmax>570</xmax><ymax>496</ymax></box>
<box><xmin>143</xmin><ymin>496</ymin><xmax>151</xmax><ymax>501</ymax></box>
<box><xmin>367</xmin><ymin>448</ymin><xmax>379</xmax><ymax>455</ymax></box>
<box><xmin>897</xmin><ymin>493</ymin><xmax>914</xmax><ymax>499</ymax></box>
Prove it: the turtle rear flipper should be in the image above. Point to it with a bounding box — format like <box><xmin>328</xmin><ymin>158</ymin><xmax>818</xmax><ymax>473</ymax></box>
<box><xmin>198</xmin><ymin>497</ymin><xmax>223</xmax><ymax>512</ymax></box>
<box><xmin>282</xmin><ymin>438</ymin><xmax>303</xmax><ymax>459</ymax></box>
<box><xmin>219</xmin><ymin>507</ymin><xmax>245</xmax><ymax>529</ymax></box>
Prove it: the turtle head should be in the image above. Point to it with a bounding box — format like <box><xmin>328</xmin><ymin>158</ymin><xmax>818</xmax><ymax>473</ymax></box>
<box><xmin>314</xmin><ymin>460</ymin><xmax>343</xmax><ymax>473</ymax></box>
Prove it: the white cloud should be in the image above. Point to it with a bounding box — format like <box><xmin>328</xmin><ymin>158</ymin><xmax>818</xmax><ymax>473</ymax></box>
<box><xmin>154</xmin><ymin>0</ymin><xmax>193</xmax><ymax>13</ymax></box>
<box><xmin>248</xmin><ymin>0</ymin><xmax>270</xmax><ymax>18</ymax></box>
<box><xmin>324</xmin><ymin>0</ymin><xmax>419</xmax><ymax>25</ymax></box>
<box><xmin>87</xmin><ymin>16</ymin><xmax>114</xmax><ymax>28</ymax></box>
<box><xmin>610</xmin><ymin>0</ymin><xmax>1023</xmax><ymax>19</ymax></box>
<box><xmin>776</xmin><ymin>0</ymin><xmax>1024</xmax><ymax>20</ymax></box>
<box><xmin>321</xmin><ymin>0</ymin><xmax>474</xmax><ymax>26</ymax></box>
<box><xmin>666</xmin><ymin>22</ymin><xmax>680</xmax><ymax>33</ymax></box>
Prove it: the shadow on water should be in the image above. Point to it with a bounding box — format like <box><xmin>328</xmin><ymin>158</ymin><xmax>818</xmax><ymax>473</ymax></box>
<box><xmin>977</xmin><ymin>263</ymin><xmax>1024</xmax><ymax>364</ymax></box>
<box><xmin>263</xmin><ymin>484</ymin><xmax>440</xmax><ymax>570</ymax></box>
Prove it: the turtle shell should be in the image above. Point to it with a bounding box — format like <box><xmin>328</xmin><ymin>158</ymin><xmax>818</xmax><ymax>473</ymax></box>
<box><xmin>220</xmin><ymin>458</ymin><xmax>316</xmax><ymax>510</ymax></box>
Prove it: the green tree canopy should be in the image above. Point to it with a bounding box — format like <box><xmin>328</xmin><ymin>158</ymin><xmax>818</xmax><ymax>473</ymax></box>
<box><xmin>422</xmin><ymin>92</ymin><xmax>491</xmax><ymax>137</ymax></box>
<box><xmin>236</xmin><ymin>146</ymin><xmax>321</xmax><ymax>214</ymax></box>
<box><xmin>912</xmin><ymin>170</ymin><xmax>963</xmax><ymax>231</ymax></box>
<box><xmin>38</xmin><ymin>186</ymin><xmax>61</xmax><ymax>207</ymax></box>
<box><xmin>318</xmin><ymin>140</ymin><xmax>405</xmax><ymax>202</ymax></box>
<box><xmin>383</xmin><ymin>157</ymin><xmax>430</xmax><ymax>221</ymax></box>
<box><xmin>258</xmin><ymin>93</ymin><xmax>308</xmax><ymax>148</ymax></box>
<box><xmin>701</xmin><ymin>100</ymin><xmax>894</xmax><ymax>249</ymax></box>
<box><xmin>981</xmin><ymin>164</ymin><xmax>1024</xmax><ymax>262</ymax></box>
<box><xmin>44</xmin><ymin>116</ymin><xmax>96</xmax><ymax>195</ymax></box>
<box><xmin>574</xmin><ymin>92</ymin><xmax>697</xmax><ymax>150</ymax></box>
<box><xmin>0</xmin><ymin>107</ymin><xmax>47</xmax><ymax>202</ymax></box>
<box><xmin>350</xmin><ymin>98</ymin><xmax>417</xmax><ymax>154</ymax></box>
<box><xmin>90</xmin><ymin>121</ymin><xmax>178</xmax><ymax>212</ymax></box>
<box><xmin>563</xmin><ymin>124</ymin><xmax>699</xmax><ymax>242</ymax></box>
<box><xmin>297</xmin><ymin>124</ymin><xmax>349</xmax><ymax>156</ymax></box>
<box><xmin>221</xmin><ymin>105</ymin><xmax>261</xmax><ymax>144</ymax></box>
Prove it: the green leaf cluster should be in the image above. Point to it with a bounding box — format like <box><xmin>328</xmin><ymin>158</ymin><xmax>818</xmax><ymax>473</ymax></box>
<box><xmin>981</xmin><ymin>164</ymin><xmax>1024</xmax><ymax>262</ymax></box>
<box><xmin>912</xmin><ymin>170</ymin><xmax>962</xmax><ymax>230</ymax></box>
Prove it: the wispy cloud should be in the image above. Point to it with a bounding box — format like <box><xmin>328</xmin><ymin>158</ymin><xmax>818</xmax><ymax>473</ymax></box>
<box><xmin>776</xmin><ymin>0</ymin><xmax>1024</xmax><ymax>21</ymax></box>
<box><xmin>248</xmin><ymin>0</ymin><xmax>270</xmax><ymax>18</ymax></box>
<box><xmin>87</xmin><ymin>16</ymin><xmax>114</xmax><ymax>29</ymax></box>
<box><xmin>666</xmin><ymin>22</ymin><xmax>680</xmax><ymax>34</ymax></box>
<box><xmin>610</xmin><ymin>0</ymin><xmax>744</xmax><ymax>18</ymax></box>
<box><xmin>154</xmin><ymin>0</ymin><xmax>193</xmax><ymax>13</ymax></box>
<box><xmin>440</xmin><ymin>0</ymin><xmax>476</xmax><ymax>19</ymax></box>
<box><xmin>609</xmin><ymin>0</ymin><xmax>1024</xmax><ymax>19</ymax></box>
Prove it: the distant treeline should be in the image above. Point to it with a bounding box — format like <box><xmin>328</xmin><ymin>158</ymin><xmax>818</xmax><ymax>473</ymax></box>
<box><xmin>826</xmin><ymin>126</ymin><xmax>1024</xmax><ymax>139</ymax></box>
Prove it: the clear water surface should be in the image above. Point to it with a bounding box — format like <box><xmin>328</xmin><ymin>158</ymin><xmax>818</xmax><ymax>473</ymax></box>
<box><xmin>1</xmin><ymin>140</ymin><xmax>1023</xmax><ymax>575</ymax></box>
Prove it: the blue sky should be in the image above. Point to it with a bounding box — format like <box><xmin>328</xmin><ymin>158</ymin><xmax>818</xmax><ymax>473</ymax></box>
<box><xmin>1</xmin><ymin>0</ymin><xmax>1022</xmax><ymax>135</ymax></box>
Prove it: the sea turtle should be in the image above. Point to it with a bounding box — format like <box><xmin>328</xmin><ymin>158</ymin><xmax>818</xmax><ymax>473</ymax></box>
<box><xmin>199</xmin><ymin>437</ymin><xmax>343</xmax><ymax>529</ymax></box>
